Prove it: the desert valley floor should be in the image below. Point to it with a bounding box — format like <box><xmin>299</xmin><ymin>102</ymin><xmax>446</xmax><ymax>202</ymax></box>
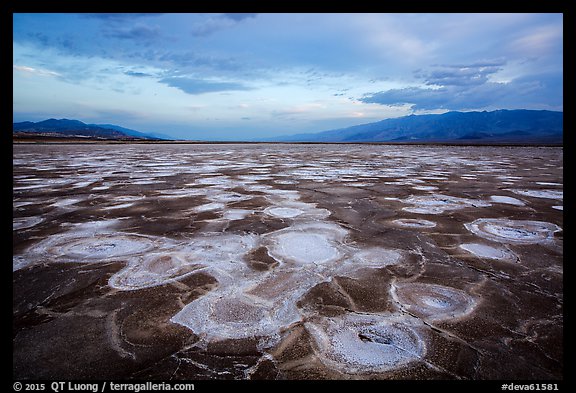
<box><xmin>13</xmin><ymin>143</ymin><xmax>563</xmax><ymax>380</ymax></box>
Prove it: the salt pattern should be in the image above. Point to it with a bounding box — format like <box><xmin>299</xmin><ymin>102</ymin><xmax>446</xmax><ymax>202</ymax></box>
<box><xmin>465</xmin><ymin>218</ymin><xmax>561</xmax><ymax>244</ymax></box>
<box><xmin>14</xmin><ymin>144</ymin><xmax>560</xmax><ymax>376</ymax></box>
<box><xmin>459</xmin><ymin>243</ymin><xmax>518</xmax><ymax>262</ymax></box>
<box><xmin>489</xmin><ymin>195</ymin><xmax>525</xmax><ymax>206</ymax></box>
<box><xmin>392</xmin><ymin>218</ymin><xmax>437</xmax><ymax>228</ymax></box>
<box><xmin>401</xmin><ymin>194</ymin><xmax>491</xmax><ymax>214</ymax></box>
<box><xmin>24</xmin><ymin>231</ymin><xmax>158</xmax><ymax>263</ymax></box>
<box><xmin>306</xmin><ymin>314</ymin><xmax>426</xmax><ymax>374</ymax></box>
<box><xmin>508</xmin><ymin>189</ymin><xmax>563</xmax><ymax>200</ymax></box>
<box><xmin>391</xmin><ymin>283</ymin><xmax>477</xmax><ymax>321</ymax></box>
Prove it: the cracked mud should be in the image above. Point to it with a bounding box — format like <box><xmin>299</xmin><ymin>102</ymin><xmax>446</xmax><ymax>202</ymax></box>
<box><xmin>13</xmin><ymin>144</ymin><xmax>562</xmax><ymax>379</ymax></box>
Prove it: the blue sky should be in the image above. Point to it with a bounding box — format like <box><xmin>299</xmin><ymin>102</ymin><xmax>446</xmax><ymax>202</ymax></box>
<box><xmin>13</xmin><ymin>13</ymin><xmax>563</xmax><ymax>140</ymax></box>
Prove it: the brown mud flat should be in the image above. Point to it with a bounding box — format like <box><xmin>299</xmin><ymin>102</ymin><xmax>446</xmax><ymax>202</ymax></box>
<box><xmin>13</xmin><ymin>144</ymin><xmax>563</xmax><ymax>380</ymax></box>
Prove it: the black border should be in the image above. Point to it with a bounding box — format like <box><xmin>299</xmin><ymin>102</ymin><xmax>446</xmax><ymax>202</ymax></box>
<box><xmin>7</xmin><ymin>1</ymin><xmax>571</xmax><ymax>389</ymax></box>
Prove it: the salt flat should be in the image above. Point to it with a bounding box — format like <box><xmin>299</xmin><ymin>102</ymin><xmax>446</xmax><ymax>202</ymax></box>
<box><xmin>12</xmin><ymin>143</ymin><xmax>563</xmax><ymax>379</ymax></box>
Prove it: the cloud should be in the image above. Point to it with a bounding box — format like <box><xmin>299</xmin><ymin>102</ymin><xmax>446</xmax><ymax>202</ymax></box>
<box><xmin>360</xmin><ymin>83</ymin><xmax>519</xmax><ymax>111</ymax></box>
<box><xmin>360</xmin><ymin>73</ymin><xmax>562</xmax><ymax>112</ymax></box>
<box><xmin>26</xmin><ymin>32</ymin><xmax>50</xmax><ymax>47</ymax></box>
<box><xmin>222</xmin><ymin>13</ymin><xmax>257</xmax><ymax>22</ymax></box>
<box><xmin>360</xmin><ymin>87</ymin><xmax>453</xmax><ymax>110</ymax></box>
<box><xmin>84</xmin><ymin>108</ymin><xmax>149</xmax><ymax>123</ymax></box>
<box><xmin>271</xmin><ymin>103</ymin><xmax>327</xmax><ymax>118</ymax></box>
<box><xmin>13</xmin><ymin>65</ymin><xmax>61</xmax><ymax>78</ymax></box>
<box><xmin>159</xmin><ymin>77</ymin><xmax>251</xmax><ymax>95</ymax></box>
<box><xmin>508</xmin><ymin>24</ymin><xmax>563</xmax><ymax>58</ymax></box>
<box><xmin>190</xmin><ymin>17</ymin><xmax>235</xmax><ymax>37</ymax></box>
<box><xmin>158</xmin><ymin>51</ymin><xmax>240</xmax><ymax>72</ymax></box>
<box><xmin>191</xmin><ymin>13</ymin><xmax>257</xmax><ymax>37</ymax></box>
<box><xmin>414</xmin><ymin>62</ymin><xmax>505</xmax><ymax>87</ymax></box>
<box><xmin>84</xmin><ymin>13</ymin><xmax>164</xmax><ymax>21</ymax></box>
<box><xmin>106</xmin><ymin>24</ymin><xmax>160</xmax><ymax>41</ymax></box>
<box><xmin>360</xmin><ymin>60</ymin><xmax>562</xmax><ymax>111</ymax></box>
<box><xmin>124</xmin><ymin>70</ymin><xmax>154</xmax><ymax>78</ymax></box>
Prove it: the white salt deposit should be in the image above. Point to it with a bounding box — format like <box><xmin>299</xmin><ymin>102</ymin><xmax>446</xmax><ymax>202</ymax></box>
<box><xmin>206</xmin><ymin>192</ymin><xmax>251</xmax><ymax>203</ymax></box>
<box><xmin>489</xmin><ymin>196</ymin><xmax>525</xmax><ymax>206</ymax></box>
<box><xmin>172</xmin><ymin>216</ymin><xmax>411</xmax><ymax>349</ymax></box>
<box><xmin>306</xmin><ymin>314</ymin><xmax>426</xmax><ymax>374</ymax></box>
<box><xmin>71</xmin><ymin>180</ymin><xmax>97</xmax><ymax>188</ymax></box>
<box><xmin>13</xmin><ymin>216</ymin><xmax>44</xmax><ymax>231</ymax></box>
<box><xmin>157</xmin><ymin>188</ymin><xmax>206</xmax><ymax>198</ymax></box>
<box><xmin>173</xmin><ymin>265</ymin><xmax>321</xmax><ymax>347</ymax></box>
<box><xmin>243</xmin><ymin>184</ymin><xmax>272</xmax><ymax>192</ymax></box>
<box><xmin>172</xmin><ymin>290</ymin><xmax>285</xmax><ymax>345</ymax></box>
<box><xmin>412</xmin><ymin>185</ymin><xmax>439</xmax><ymax>191</ymax></box>
<box><xmin>50</xmin><ymin>198</ymin><xmax>84</xmax><ymax>208</ymax></box>
<box><xmin>465</xmin><ymin>218</ymin><xmax>562</xmax><ymax>244</ymax></box>
<box><xmin>13</xmin><ymin>184</ymin><xmax>51</xmax><ymax>191</ymax></box>
<box><xmin>13</xmin><ymin>201</ymin><xmax>36</xmax><ymax>208</ymax></box>
<box><xmin>130</xmin><ymin>180</ymin><xmax>162</xmax><ymax>185</ymax></box>
<box><xmin>402</xmin><ymin>194</ymin><xmax>491</xmax><ymax>214</ymax></box>
<box><xmin>459</xmin><ymin>243</ymin><xmax>518</xmax><ymax>262</ymax></box>
<box><xmin>266</xmin><ymin>232</ymin><xmax>342</xmax><ymax>266</ymax></box>
<box><xmin>274</xmin><ymin>179</ymin><xmax>299</xmax><ymax>185</ymax></box>
<box><xmin>195</xmin><ymin>176</ymin><xmax>233</xmax><ymax>186</ymax></box>
<box><xmin>264</xmin><ymin>222</ymin><xmax>347</xmax><ymax>264</ymax></box>
<box><xmin>173</xmin><ymin>234</ymin><xmax>259</xmax><ymax>286</ymax></box>
<box><xmin>392</xmin><ymin>218</ymin><xmax>437</xmax><ymax>228</ymax></box>
<box><xmin>263</xmin><ymin>198</ymin><xmax>330</xmax><ymax>220</ymax></box>
<box><xmin>264</xmin><ymin>207</ymin><xmax>304</xmax><ymax>219</ymax></box>
<box><xmin>509</xmin><ymin>189</ymin><xmax>563</xmax><ymax>200</ymax></box>
<box><xmin>335</xmin><ymin>248</ymin><xmax>403</xmax><ymax>278</ymax></box>
<box><xmin>92</xmin><ymin>185</ymin><xmax>111</xmax><ymax>191</ymax></box>
<box><xmin>15</xmin><ymin>144</ymin><xmax>563</xmax><ymax>376</ymax></box>
<box><xmin>352</xmin><ymin>248</ymin><xmax>402</xmax><ymax>267</ymax></box>
<box><xmin>106</xmin><ymin>202</ymin><xmax>135</xmax><ymax>210</ymax></box>
<box><xmin>497</xmin><ymin>176</ymin><xmax>523</xmax><ymax>181</ymax></box>
<box><xmin>13</xmin><ymin>256</ymin><xmax>32</xmax><ymax>272</ymax></box>
<box><xmin>193</xmin><ymin>202</ymin><xmax>225</xmax><ymax>213</ymax></box>
<box><xmin>56</xmin><ymin>234</ymin><xmax>157</xmax><ymax>262</ymax></box>
<box><xmin>536</xmin><ymin>182</ymin><xmax>562</xmax><ymax>186</ymax></box>
<box><xmin>245</xmin><ymin>270</ymin><xmax>321</xmax><ymax>305</ymax></box>
<box><xmin>221</xmin><ymin>209</ymin><xmax>254</xmax><ymax>220</ymax></box>
<box><xmin>109</xmin><ymin>253</ymin><xmax>206</xmax><ymax>290</ymax></box>
<box><xmin>348</xmin><ymin>182</ymin><xmax>375</xmax><ymax>187</ymax></box>
<box><xmin>26</xmin><ymin>229</ymin><xmax>158</xmax><ymax>264</ymax></box>
<box><xmin>392</xmin><ymin>282</ymin><xmax>477</xmax><ymax>321</ymax></box>
<box><xmin>262</xmin><ymin>189</ymin><xmax>301</xmax><ymax>200</ymax></box>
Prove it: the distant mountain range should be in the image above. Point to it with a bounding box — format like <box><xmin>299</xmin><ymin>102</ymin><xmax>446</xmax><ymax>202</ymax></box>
<box><xmin>13</xmin><ymin>110</ymin><xmax>563</xmax><ymax>144</ymax></box>
<box><xmin>269</xmin><ymin>109</ymin><xmax>563</xmax><ymax>144</ymax></box>
<box><xmin>13</xmin><ymin>119</ymin><xmax>168</xmax><ymax>140</ymax></box>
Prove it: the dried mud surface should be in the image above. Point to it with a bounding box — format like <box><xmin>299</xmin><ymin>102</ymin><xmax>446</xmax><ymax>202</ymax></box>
<box><xmin>13</xmin><ymin>144</ymin><xmax>563</xmax><ymax>380</ymax></box>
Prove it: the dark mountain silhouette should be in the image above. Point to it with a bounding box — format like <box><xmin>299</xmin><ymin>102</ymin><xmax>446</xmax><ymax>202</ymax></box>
<box><xmin>92</xmin><ymin>124</ymin><xmax>172</xmax><ymax>140</ymax></box>
<box><xmin>269</xmin><ymin>109</ymin><xmax>562</xmax><ymax>144</ymax></box>
<box><xmin>13</xmin><ymin>119</ymin><xmax>165</xmax><ymax>140</ymax></box>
